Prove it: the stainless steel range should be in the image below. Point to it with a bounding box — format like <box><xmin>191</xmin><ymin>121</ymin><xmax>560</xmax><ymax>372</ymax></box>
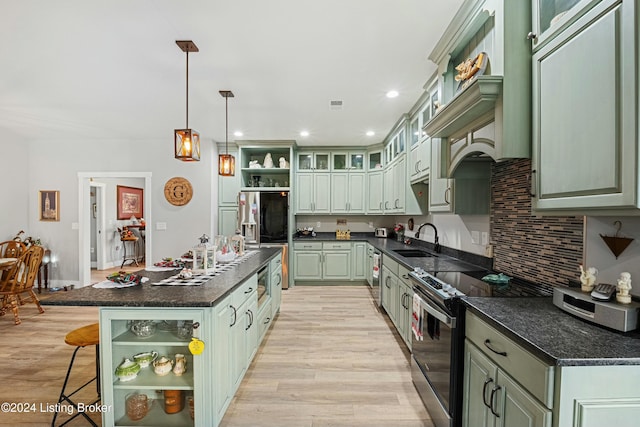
<box><xmin>408</xmin><ymin>268</ymin><xmax>551</xmax><ymax>427</ymax></box>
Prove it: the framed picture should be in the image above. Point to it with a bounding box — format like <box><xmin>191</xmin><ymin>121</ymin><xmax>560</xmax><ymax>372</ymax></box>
<box><xmin>39</xmin><ymin>190</ymin><xmax>60</xmax><ymax>221</ymax></box>
<box><xmin>117</xmin><ymin>185</ymin><xmax>144</xmax><ymax>220</ymax></box>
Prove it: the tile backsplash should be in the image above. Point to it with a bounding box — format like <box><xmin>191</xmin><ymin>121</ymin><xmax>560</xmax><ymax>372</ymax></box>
<box><xmin>492</xmin><ymin>159</ymin><xmax>584</xmax><ymax>287</ymax></box>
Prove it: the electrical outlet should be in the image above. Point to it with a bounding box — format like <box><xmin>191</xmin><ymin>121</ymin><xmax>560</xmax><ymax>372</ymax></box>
<box><xmin>316</xmin><ymin>221</ymin><xmax>321</xmax><ymax>228</ymax></box>
<box><xmin>471</xmin><ymin>231</ymin><xmax>480</xmax><ymax>244</ymax></box>
<box><xmin>368</xmin><ymin>222</ymin><xmax>373</xmax><ymax>228</ymax></box>
<box><xmin>481</xmin><ymin>232</ymin><xmax>489</xmax><ymax>246</ymax></box>
<box><xmin>90</xmin><ymin>247</ymin><xmax>94</xmax><ymax>253</ymax></box>
<box><xmin>156</xmin><ymin>222</ymin><xmax>167</xmax><ymax>230</ymax></box>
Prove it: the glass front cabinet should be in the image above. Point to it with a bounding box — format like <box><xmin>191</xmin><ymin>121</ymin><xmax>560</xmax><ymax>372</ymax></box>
<box><xmin>100</xmin><ymin>308</ymin><xmax>207</xmax><ymax>427</ymax></box>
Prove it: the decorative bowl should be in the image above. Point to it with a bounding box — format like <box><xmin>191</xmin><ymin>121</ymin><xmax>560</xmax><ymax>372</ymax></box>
<box><xmin>115</xmin><ymin>358</ymin><xmax>141</xmax><ymax>382</ymax></box>
<box><xmin>216</xmin><ymin>251</ymin><xmax>237</xmax><ymax>263</ymax></box>
<box><xmin>133</xmin><ymin>351</ymin><xmax>158</xmax><ymax>368</ymax></box>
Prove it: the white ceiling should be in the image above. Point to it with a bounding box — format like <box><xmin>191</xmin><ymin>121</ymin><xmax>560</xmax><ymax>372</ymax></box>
<box><xmin>1</xmin><ymin>0</ymin><xmax>464</xmax><ymax>148</ymax></box>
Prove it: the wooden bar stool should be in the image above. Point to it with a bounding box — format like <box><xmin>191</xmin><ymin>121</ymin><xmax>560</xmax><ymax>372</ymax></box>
<box><xmin>52</xmin><ymin>323</ymin><xmax>100</xmax><ymax>427</ymax></box>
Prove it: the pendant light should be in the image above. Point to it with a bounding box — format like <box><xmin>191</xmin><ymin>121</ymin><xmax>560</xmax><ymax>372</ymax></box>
<box><xmin>174</xmin><ymin>40</ymin><xmax>200</xmax><ymax>162</ymax></box>
<box><xmin>218</xmin><ymin>90</ymin><xmax>236</xmax><ymax>176</ymax></box>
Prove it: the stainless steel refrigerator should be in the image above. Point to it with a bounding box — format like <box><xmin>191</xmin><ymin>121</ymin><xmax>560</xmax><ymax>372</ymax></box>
<box><xmin>238</xmin><ymin>191</ymin><xmax>289</xmax><ymax>246</ymax></box>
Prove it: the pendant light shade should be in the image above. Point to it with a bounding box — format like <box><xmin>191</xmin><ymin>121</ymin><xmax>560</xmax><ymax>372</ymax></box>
<box><xmin>218</xmin><ymin>90</ymin><xmax>235</xmax><ymax>176</ymax></box>
<box><xmin>174</xmin><ymin>40</ymin><xmax>200</xmax><ymax>162</ymax></box>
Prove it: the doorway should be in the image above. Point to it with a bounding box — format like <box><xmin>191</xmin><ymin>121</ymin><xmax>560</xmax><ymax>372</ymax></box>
<box><xmin>78</xmin><ymin>172</ymin><xmax>152</xmax><ymax>287</ymax></box>
<box><xmin>90</xmin><ymin>182</ymin><xmax>106</xmax><ymax>271</ymax></box>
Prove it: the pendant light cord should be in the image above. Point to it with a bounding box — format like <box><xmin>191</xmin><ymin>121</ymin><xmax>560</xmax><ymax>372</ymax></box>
<box><xmin>186</xmin><ymin>50</ymin><xmax>189</xmax><ymax>129</ymax></box>
<box><xmin>225</xmin><ymin>96</ymin><xmax>229</xmax><ymax>154</ymax></box>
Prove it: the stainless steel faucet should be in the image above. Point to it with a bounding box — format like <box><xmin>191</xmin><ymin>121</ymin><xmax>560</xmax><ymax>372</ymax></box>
<box><xmin>416</xmin><ymin>222</ymin><xmax>441</xmax><ymax>253</ymax></box>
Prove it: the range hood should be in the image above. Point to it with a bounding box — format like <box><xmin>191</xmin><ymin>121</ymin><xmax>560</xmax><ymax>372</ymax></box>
<box><xmin>424</xmin><ymin>0</ymin><xmax>531</xmax><ymax>177</ymax></box>
<box><xmin>424</xmin><ymin>76</ymin><xmax>502</xmax><ymax>139</ymax></box>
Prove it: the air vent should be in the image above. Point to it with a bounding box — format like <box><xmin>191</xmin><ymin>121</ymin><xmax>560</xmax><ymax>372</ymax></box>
<box><xmin>330</xmin><ymin>100</ymin><xmax>343</xmax><ymax>110</ymax></box>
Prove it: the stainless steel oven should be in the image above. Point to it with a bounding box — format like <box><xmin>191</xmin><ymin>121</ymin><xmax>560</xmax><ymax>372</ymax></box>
<box><xmin>410</xmin><ymin>282</ymin><xmax>461</xmax><ymax>427</ymax></box>
<box><xmin>409</xmin><ymin>268</ymin><xmax>553</xmax><ymax>427</ymax></box>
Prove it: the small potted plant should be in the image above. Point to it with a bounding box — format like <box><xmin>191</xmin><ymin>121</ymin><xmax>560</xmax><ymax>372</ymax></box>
<box><xmin>394</xmin><ymin>224</ymin><xmax>405</xmax><ymax>242</ymax></box>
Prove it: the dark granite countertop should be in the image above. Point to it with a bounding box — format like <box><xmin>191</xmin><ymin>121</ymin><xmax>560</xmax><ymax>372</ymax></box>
<box><xmin>41</xmin><ymin>248</ymin><xmax>280</xmax><ymax>308</ymax></box>
<box><xmin>464</xmin><ymin>297</ymin><xmax>640</xmax><ymax>367</ymax></box>
<box><xmin>294</xmin><ymin>232</ymin><xmax>490</xmax><ymax>272</ymax></box>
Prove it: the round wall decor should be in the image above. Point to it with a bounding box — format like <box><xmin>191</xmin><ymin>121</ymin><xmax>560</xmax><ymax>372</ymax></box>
<box><xmin>164</xmin><ymin>177</ymin><xmax>193</xmax><ymax>206</ymax></box>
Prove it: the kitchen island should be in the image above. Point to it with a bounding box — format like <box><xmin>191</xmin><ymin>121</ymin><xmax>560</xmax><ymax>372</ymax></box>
<box><xmin>462</xmin><ymin>297</ymin><xmax>640</xmax><ymax>427</ymax></box>
<box><xmin>42</xmin><ymin>247</ymin><xmax>282</xmax><ymax>427</ymax></box>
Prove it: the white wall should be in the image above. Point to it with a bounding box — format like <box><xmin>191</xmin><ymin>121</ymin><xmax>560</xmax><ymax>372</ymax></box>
<box><xmin>295</xmin><ymin>215</ymin><xmax>394</xmax><ymax>233</ymax></box>
<box><xmin>0</xmin><ymin>140</ymin><xmax>29</xmax><ymax>239</ymax></box>
<box><xmin>585</xmin><ymin>216</ymin><xmax>640</xmax><ymax>298</ymax></box>
<box><xmin>16</xmin><ymin>138</ymin><xmax>216</xmax><ymax>286</ymax></box>
<box><xmin>295</xmin><ymin>213</ymin><xmax>490</xmax><ymax>257</ymax></box>
<box><xmin>395</xmin><ymin>213</ymin><xmax>490</xmax><ymax>255</ymax></box>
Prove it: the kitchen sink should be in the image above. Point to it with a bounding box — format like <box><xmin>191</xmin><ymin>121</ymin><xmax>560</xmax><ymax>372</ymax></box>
<box><xmin>392</xmin><ymin>249</ymin><xmax>437</xmax><ymax>258</ymax></box>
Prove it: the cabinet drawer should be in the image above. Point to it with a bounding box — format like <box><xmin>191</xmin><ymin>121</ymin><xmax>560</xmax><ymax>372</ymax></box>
<box><xmin>466</xmin><ymin>311</ymin><xmax>554</xmax><ymax>408</ymax></box>
<box><xmin>398</xmin><ymin>265</ymin><xmax>411</xmax><ymax>283</ymax></box>
<box><xmin>322</xmin><ymin>242</ymin><xmax>352</xmax><ymax>250</ymax></box>
<box><xmin>270</xmin><ymin>252</ymin><xmax>282</xmax><ymax>271</ymax></box>
<box><xmin>233</xmin><ymin>274</ymin><xmax>258</xmax><ymax>307</ymax></box>
<box><xmin>382</xmin><ymin>255</ymin><xmax>399</xmax><ymax>277</ymax></box>
<box><xmin>293</xmin><ymin>241</ymin><xmax>323</xmax><ymax>250</ymax></box>
<box><xmin>258</xmin><ymin>301</ymin><xmax>273</xmax><ymax>341</ymax></box>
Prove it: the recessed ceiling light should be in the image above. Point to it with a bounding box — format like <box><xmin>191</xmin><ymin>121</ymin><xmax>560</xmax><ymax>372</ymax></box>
<box><xmin>300</xmin><ymin>130</ymin><xmax>309</xmax><ymax>137</ymax></box>
<box><xmin>386</xmin><ymin>90</ymin><xmax>399</xmax><ymax>98</ymax></box>
<box><xmin>234</xmin><ymin>131</ymin><xmax>243</xmax><ymax>137</ymax></box>
<box><xmin>366</xmin><ymin>130</ymin><xmax>375</xmax><ymax>137</ymax></box>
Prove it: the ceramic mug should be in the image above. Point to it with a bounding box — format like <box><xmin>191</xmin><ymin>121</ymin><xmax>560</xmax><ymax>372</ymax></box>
<box><xmin>126</xmin><ymin>393</ymin><xmax>150</xmax><ymax>421</ymax></box>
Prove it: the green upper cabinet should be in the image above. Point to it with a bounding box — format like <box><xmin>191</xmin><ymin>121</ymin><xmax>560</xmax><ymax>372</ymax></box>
<box><xmin>409</xmin><ymin>83</ymin><xmax>436</xmax><ymax>184</ymax></box>
<box><xmin>217</xmin><ymin>144</ymin><xmax>241</xmax><ymax>205</ymax></box>
<box><xmin>331</xmin><ymin>173</ymin><xmax>366</xmax><ymax>214</ymax></box>
<box><xmin>367</xmin><ymin>149</ymin><xmax>384</xmax><ymax>171</ymax></box>
<box><xmin>239</xmin><ymin>144</ymin><xmax>292</xmax><ymax>190</ymax></box>
<box><xmin>426</xmin><ymin>0</ymin><xmax>532</xmax><ymax>176</ymax></box>
<box><xmin>530</xmin><ymin>0</ymin><xmax>592</xmax><ymax>50</ymax></box>
<box><xmin>297</xmin><ymin>152</ymin><xmax>330</xmax><ymax>171</ymax></box>
<box><xmin>296</xmin><ymin>172</ymin><xmax>331</xmax><ymax>214</ymax></box>
<box><xmin>367</xmin><ymin>170</ymin><xmax>384</xmax><ymax>214</ymax></box>
<box><xmin>531</xmin><ymin>0</ymin><xmax>638</xmax><ymax>213</ymax></box>
<box><xmin>332</xmin><ymin>151</ymin><xmax>365</xmax><ymax>171</ymax></box>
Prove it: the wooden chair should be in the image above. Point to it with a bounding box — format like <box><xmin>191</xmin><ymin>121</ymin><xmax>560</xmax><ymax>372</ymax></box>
<box><xmin>0</xmin><ymin>245</ymin><xmax>45</xmax><ymax>325</ymax></box>
<box><xmin>0</xmin><ymin>240</ymin><xmax>27</xmax><ymax>282</ymax></box>
<box><xmin>0</xmin><ymin>240</ymin><xmax>26</xmax><ymax>258</ymax></box>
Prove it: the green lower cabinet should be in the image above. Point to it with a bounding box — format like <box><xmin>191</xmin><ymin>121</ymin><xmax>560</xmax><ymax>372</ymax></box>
<box><xmin>397</xmin><ymin>267</ymin><xmax>413</xmax><ymax>350</ymax></box>
<box><xmin>99</xmin><ymin>264</ymin><xmax>281</xmax><ymax>427</ymax></box>
<box><xmin>352</xmin><ymin>242</ymin><xmax>367</xmax><ymax>280</ymax></box>
<box><xmin>323</xmin><ymin>250</ymin><xmax>351</xmax><ymax>280</ymax></box>
<box><xmin>294</xmin><ymin>242</ymin><xmax>367</xmax><ymax>282</ymax></box>
<box><xmin>100</xmin><ymin>307</ymin><xmax>207</xmax><ymax>427</ymax></box>
<box><xmin>214</xmin><ymin>294</ymin><xmax>233</xmax><ymax>420</ymax></box>
<box><xmin>270</xmin><ymin>256</ymin><xmax>283</xmax><ymax>316</ymax></box>
<box><xmin>463</xmin><ymin>340</ymin><xmax>551</xmax><ymax>427</ymax></box>
<box><xmin>293</xmin><ymin>242</ymin><xmax>323</xmax><ymax>281</ymax></box>
<box><xmin>555</xmin><ymin>365</ymin><xmax>640</xmax><ymax>427</ymax></box>
<box><xmin>382</xmin><ymin>265</ymin><xmax>399</xmax><ymax>325</ymax></box>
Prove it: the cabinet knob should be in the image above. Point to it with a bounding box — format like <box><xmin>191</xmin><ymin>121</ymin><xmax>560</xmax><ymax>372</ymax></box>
<box><xmin>526</xmin><ymin>31</ymin><xmax>537</xmax><ymax>40</ymax></box>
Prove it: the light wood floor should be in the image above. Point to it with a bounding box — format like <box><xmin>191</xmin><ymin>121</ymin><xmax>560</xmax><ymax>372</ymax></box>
<box><xmin>0</xmin><ymin>285</ymin><xmax>433</xmax><ymax>426</ymax></box>
<box><xmin>220</xmin><ymin>286</ymin><xmax>433</xmax><ymax>427</ymax></box>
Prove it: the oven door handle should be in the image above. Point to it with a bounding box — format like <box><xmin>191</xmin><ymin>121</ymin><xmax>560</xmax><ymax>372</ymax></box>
<box><xmin>416</xmin><ymin>294</ymin><xmax>456</xmax><ymax>328</ymax></box>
